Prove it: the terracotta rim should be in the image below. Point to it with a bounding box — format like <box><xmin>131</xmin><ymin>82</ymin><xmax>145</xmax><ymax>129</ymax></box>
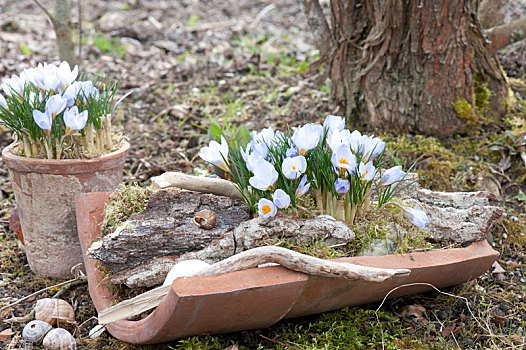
<box><xmin>2</xmin><ymin>140</ymin><xmax>130</xmax><ymax>175</ymax></box>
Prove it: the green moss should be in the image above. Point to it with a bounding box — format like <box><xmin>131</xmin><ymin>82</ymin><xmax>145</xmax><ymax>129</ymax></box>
<box><xmin>453</xmin><ymin>98</ymin><xmax>481</xmax><ymax>131</ymax></box>
<box><xmin>502</xmin><ymin>219</ymin><xmax>526</xmax><ymax>247</ymax></box>
<box><xmin>100</xmin><ymin>183</ymin><xmax>154</xmax><ymax>236</ymax></box>
<box><xmin>258</xmin><ymin>205</ymin><xmax>435</xmax><ymax>259</ymax></box>
<box><xmin>474</xmin><ymin>80</ymin><xmax>491</xmax><ymax>110</ymax></box>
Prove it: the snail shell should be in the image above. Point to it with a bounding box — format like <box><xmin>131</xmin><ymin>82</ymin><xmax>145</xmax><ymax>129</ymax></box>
<box><xmin>22</xmin><ymin>320</ymin><xmax>52</xmax><ymax>342</ymax></box>
<box><xmin>193</xmin><ymin>209</ymin><xmax>216</xmax><ymax>229</ymax></box>
<box><xmin>42</xmin><ymin>328</ymin><xmax>77</xmax><ymax>350</ymax></box>
<box><xmin>35</xmin><ymin>298</ymin><xmax>75</xmax><ymax>326</ymax></box>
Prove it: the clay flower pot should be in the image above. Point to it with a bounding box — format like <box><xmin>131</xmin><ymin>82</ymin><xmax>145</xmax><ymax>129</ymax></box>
<box><xmin>2</xmin><ymin>141</ymin><xmax>129</xmax><ymax>278</ymax></box>
<box><xmin>76</xmin><ymin>192</ymin><xmax>499</xmax><ymax>345</ymax></box>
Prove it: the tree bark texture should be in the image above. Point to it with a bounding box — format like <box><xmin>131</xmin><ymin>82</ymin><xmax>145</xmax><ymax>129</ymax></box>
<box><xmin>88</xmin><ymin>190</ymin><xmax>251</xmax><ymax>273</ymax></box>
<box><xmin>54</xmin><ymin>0</ymin><xmax>76</xmax><ymax>65</ymax></box>
<box><xmin>307</xmin><ymin>0</ymin><xmax>508</xmax><ymax>135</ymax></box>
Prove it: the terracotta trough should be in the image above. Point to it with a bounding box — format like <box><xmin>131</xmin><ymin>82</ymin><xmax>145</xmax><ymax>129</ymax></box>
<box><xmin>76</xmin><ymin>192</ymin><xmax>499</xmax><ymax>345</ymax></box>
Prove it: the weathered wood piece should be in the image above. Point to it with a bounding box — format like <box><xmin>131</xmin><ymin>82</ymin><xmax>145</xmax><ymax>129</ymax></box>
<box><xmin>88</xmin><ymin>190</ymin><xmax>251</xmax><ymax>273</ymax></box>
<box><xmin>104</xmin><ymin>214</ymin><xmax>356</xmax><ymax>288</ymax></box>
<box><xmin>97</xmin><ymin>246</ymin><xmax>411</xmax><ymax>325</ymax></box>
<box><xmin>151</xmin><ymin>172</ymin><xmax>243</xmax><ymax>200</ymax></box>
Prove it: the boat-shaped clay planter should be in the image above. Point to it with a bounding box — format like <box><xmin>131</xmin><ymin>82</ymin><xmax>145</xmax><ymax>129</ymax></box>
<box><xmin>76</xmin><ymin>192</ymin><xmax>499</xmax><ymax>345</ymax></box>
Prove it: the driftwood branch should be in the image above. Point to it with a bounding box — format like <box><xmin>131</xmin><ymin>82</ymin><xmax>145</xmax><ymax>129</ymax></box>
<box><xmin>151</xmin><ymin>172</ymin><xmax>244</xmax><ymax>200</ymax></box>
<box><xmin>98</xmin><ymin>246</ymin><xmax>410</xmax><ymax>324</ymax></box>
<box><xmin>486</xmin><ymin>17</ymin><xmax>526</xmax><ymax>53</ymax></box>
<box><xmin>297</xmin><ymin>0</ymin><xmax>333</xmax><ymax>57</ymax></box>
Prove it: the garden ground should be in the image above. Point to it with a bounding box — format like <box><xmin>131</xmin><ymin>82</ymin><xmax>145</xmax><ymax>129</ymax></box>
<box><xmin>0</xmin><ymin>0</ymin><xmax>525</xmax><ymax>348</ymax></box>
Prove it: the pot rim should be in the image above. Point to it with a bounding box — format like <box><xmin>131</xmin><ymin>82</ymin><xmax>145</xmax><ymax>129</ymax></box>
<box><xmin>2</xmin><ymin>140</ymin><xmax>130</xmax><ymax>175</ymax></box>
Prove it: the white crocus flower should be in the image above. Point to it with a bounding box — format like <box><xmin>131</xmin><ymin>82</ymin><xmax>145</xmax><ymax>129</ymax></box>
<box><xmin>323</xmin><ymin>115</ymin><xmax>345</xmax><ymax>135</ymax></box>
<box><xmin>293</xmin><ymin>123</ymin><xmax>322</xmax><ymax>155</ymax></box>
<box><xmin>2</xmin><ymin>75</ymin><xmax>24</xmax><ymax>97</ymax></box>
<box><xmin>360</xmin><ymin>135</ymin><xmax>385</xmax><ymax>161</ymax></box>
<box><xmin>198</xmin><ymin>136</ymin><xmax>229</xmax><ymax>172</ymax></box>
<box><xmin>46</xmin><ymin>94</ymin><xmax>67</xmax><ymax>119</ymax></box>
<box><xmin>32</xmin><ymin>109</ymin><xmax>52</xmax><ymax>135</ymax></box>
<box><xmin>389</xmin><ymin>202</ymin><xmax>430</xmax><ymax>228</ymax></box>
<box><xmin>245</xmin><ymin>152</ymin><xmax>264</xmax><ymax>173</ymax></box>
<box><xmin>0</xmin><ymin>94</ymin><xmax>7</xmax><ymax>110</ymax></box>
<box><xmin>379</xmin><ymin>166</ymin><xmax>405</xmax><ymax>187</ymax></box>
<box><xmin>249</xmin><ymin>160</ymin><xmax>278</xmax><ymax>190</ymax></box>
<box><xmin>63</xmin><ymin>106</ymin><xmax>88</xmax><ymax>135</ymax></box>
<box><xmin>328</xmin><ymin>129</ymin><xmax>351</xmax><ymax>152</ymax></box>
<box><xmin>331</xmin><ymin>144</ymin><xmax>357</xmax><ymax>173</ymax></box>
<box><xmin>358</xmin><ymin>161</ymin><xmax>376</xmax><ymax>182</ymax></box>
<box><xmin>56</xmin><ymin>61</ymin><xmax>78</xmax><ymax>91</ymax></box>
<box><xmin>348</xmin><ymin>130</ymin><xmax>363</xmax><ymax>154</ymax></box>
<box><xmin>251</xmin><ymin>127</ymin><xmax>275</xmax><ymax>146</ymax></box>
<box><xmin>295</xmin><ymin>175</ymin><xmax>311</xmax><ymax>198</ymax></box>
<box><xmin>258</xmin><ymin>198</ymin><xmax>277</xmax><ymax>218</ymax></box>
<box><xmin>281</xmin><ymin>155</ymin><xmax>306</xmax><ymax>180</ymax></box>
<box><xmin>272</xmin><ymin>189</ymin><xmax>290</xmax><ymax>209</ymax></box>
<box><xmin>62</xmin><ymin>82</ymin><xmax>80</xmax><ymax>107</ymax></box>
<box><xmin>34</xmin><ymin>63</ymin><xmax>61</xmax><ymax>91</ymax></box>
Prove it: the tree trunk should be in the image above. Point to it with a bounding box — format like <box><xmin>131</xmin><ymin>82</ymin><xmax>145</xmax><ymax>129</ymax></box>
<box><xmin>304</xmin><ymin>0</ymin><xmax>509</xmax><ymax>135</ymax></box>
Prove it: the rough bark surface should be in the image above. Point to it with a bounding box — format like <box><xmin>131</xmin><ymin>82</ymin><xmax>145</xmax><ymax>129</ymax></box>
<box><xmin>401</xmin><ymin>184</ymin><xmax>502</xmax><ymax>243</ymax></box>
<box><xmin>316</xmin><ymin>0</ymin><xmax>508</xmax><ymax>135</ymax></box>
<box><xmin>88</xmin><ymin>190</ymin><xmax>251</xmax><ymax>273</ymax></box>
<box><xmin>101</xmin><ymin>213</ymin><xmax>356</xmax><ymax>288</ymax></box>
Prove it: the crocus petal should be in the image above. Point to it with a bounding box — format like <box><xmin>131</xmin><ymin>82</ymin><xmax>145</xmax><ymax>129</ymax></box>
<box><xmin>281</xmin><ymin>155</ymin><xmax>307</xmax><ymax>180</ymax></box>
<box><xmin>295</xmin><ymin>175</ymin><xmax>311</xmax><ymax>198</ymax></box>
<box><xmin>0</xmin><ymin>94</ymin><xmax>7</xmax><ymax>109</ymax></box>
<box><xmin>358</xmin><ymin>161</ymin><xmax>376</xmax><ymax>182</ymax></box>
<box><xmin>323</xmin><ymin>115</ymin><xmax>345</xmax><ymax>134</ymax></box>
<box><xmin>32</xmin><ymin>109</ymin><xmax>52</xmax><ymax>132</ymax></box>
<box><xmin>273</xmin><ymin>189</ymin><xmax>291</xmax><ymax>209</ymax></box>
<box><xmin>379</xmin><ymin>166</ymin><xmax>405</xmax><ymax>187</ymax></box>
<box><xmin>404</xmin><ymin>207</ymin><xmax>430</xmax><ymax>228</ymax></box>
<box><xmin>46</xmin><ymin>94</ymin><xmax>67</xmax><ymax>118</ymax></box>
<box><xmin>258</xmin><ymin>198</ymin><xmax>277</xmax><ymax>218</ymax></box>
<box><xmin>293</xmin><ymin>123</ymin><xmax>322</xmax><ymax>155</ymax></box>
<box><xmin>334</xmin><ymin>178</ymin><xmax>350</xmax><ymax>196</ymax></box>
<box><xmin>198</xmin><ymin>136</ymin><xmax>229</xmax><ymax>172</ymax></box>
<box><xmin>249</xmin><ymin>160</ymin><xmax>278</xmax><ymax>190</ymax></box>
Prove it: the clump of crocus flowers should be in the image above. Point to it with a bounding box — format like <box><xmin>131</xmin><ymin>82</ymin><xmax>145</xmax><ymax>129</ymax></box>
<box><xmin>199</xmin><ymin>115</ymin><xmax>429</xmax><ymax>228</ymax></box>
<box><xmin>0</xmin><ymin>61</ymin><xmax>119</xmax><ymax>159</ymax></box>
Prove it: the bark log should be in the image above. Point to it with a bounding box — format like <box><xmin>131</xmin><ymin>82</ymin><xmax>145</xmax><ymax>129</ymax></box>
<box><xmin>97</xmin><ymin>245</ymin><xmax>411</xmax><ymax>325</ymax></box>
<box><xmin>99</xmin><ymin>213</ymin><xmax>356</xmax><ymax>288</ymax></box>
<box><xmin>88</xmin><ymin>189</ymin><xmax>251</xmax><ymax>273</ymax></box>
<box><xmin>303</xmin><ymin>0</ymin><xmax>508</xmax><ymax>135</ymax></box>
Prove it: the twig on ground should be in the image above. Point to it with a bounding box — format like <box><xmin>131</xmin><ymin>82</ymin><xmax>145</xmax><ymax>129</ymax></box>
<box><xmin>0</xmin><ymin>276</ymin><xmax>85</xmax><ymax>312</ymax></box>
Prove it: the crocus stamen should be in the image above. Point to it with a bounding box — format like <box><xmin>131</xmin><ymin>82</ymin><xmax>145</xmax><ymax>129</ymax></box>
<box><xmin>340</xmin><ymin>158</ymin><xmax>347</xmax><ymax>164</ymax></box>
<box><xmin>262</xmin><ymin>205</ymin><xmax>271</xmax><ymax>215</ymax></box>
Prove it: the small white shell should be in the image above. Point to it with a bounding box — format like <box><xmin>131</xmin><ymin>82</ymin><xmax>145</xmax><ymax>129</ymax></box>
<box><xmin>42</xmin><ymin>328</ymin><xmax>77</xmax><ymax>350</ymax></box>
<box><xmin>22</xmin><ymin>320</ymin><xmax>52</xmax><ymax>342</ymax></box>
<box><xmin>35</xmin><ymin>298</ymin><xmax>75</xmax><ymax>326</ymax></box>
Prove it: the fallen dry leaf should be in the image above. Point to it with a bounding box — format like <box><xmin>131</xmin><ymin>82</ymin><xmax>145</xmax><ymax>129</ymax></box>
<box><xmin>0</xmin><ymin>328</ymin><xmax>14</xmax><ymax>341</ymax></box>
<box><xmin>441</xmin><ymin>322</ymin><xmax>457</xmax><ymax>337</ymax></box>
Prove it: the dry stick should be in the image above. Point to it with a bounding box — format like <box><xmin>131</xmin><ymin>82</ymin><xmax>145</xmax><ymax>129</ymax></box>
<box><xmin>98</xmin><ymin>246</ymin><xmax>410</xmax><ymax>324</ymax></box>
<box><xmin>0</xmin><ymin>276</ymin><xmax>85</xmax><ymax>313</ymax></box>
<box><xmin>151</xmin><ymin>172</ymin><xmax>245</xmax><ymax>200</ymax></box>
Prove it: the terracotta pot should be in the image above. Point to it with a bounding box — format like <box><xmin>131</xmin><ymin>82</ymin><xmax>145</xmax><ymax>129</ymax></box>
<box><xmin>2</xmin><ymin>141</ymin><xmax>129</xmax><ymax>278</ymax></box>
<box><xmin>76</xmin><ymin>192</ymin><xmax>499</xmax><ymax>345</ymax></box>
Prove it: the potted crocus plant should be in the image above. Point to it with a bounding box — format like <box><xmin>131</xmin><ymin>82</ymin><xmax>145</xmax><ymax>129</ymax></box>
<box><xmin>199</xmin><ymin>115</ymin><xmax>429</xmax><ymax>228</ymax></box>
<box><xmin>0</xmin><ymin>61</ymin><xmax>129</xmax><ymax>277</ymax></box>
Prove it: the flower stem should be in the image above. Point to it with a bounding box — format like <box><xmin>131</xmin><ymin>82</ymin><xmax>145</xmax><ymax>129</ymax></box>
<box><xmin>96</xmin><ymin>128</ymin><xmax>105</xmax><ymax>155</ymax></box>
<box><xmin>104</xmin><ymin>115</ymin><xmax>113</xmax><ymax>151</ymax></box>
<box><xmin>22</xmin><ymin>138</ymin><xmax>32</xmax><ymax>157</ymax></box>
